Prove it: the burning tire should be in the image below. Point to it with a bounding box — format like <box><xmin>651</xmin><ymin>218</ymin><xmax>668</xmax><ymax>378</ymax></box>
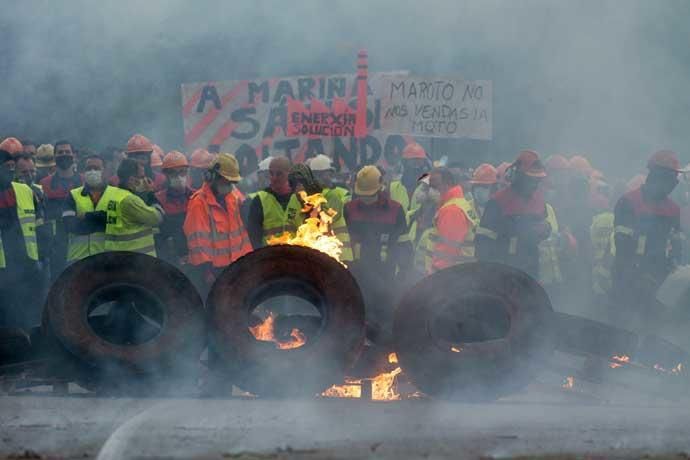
<box><xmin>393</xmin><ymin>262</ymin><xmax>555</xmax><ymax>401</ymax></box>
<box><xmin>43</xmin><ymin>252</ymin><xmax>206</xmax><ymax>392</ymax></box>
<box><xmin>207</xmin><ymin>245</ymin><xmax>366</xmax><ymax>397</ymax></box>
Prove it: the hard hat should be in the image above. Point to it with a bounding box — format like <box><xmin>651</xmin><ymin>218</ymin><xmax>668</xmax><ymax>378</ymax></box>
<box><xmin>470</xmin><ymin>163</ymin><xmax>498</xmax><ymax>185</ymax></box>
<box><xmin>647</xmin><ymin>150</ymin><xmax>687</xmax><ymax>172</ymax></box>
<box><xmin>150</xmin><ymin>146</ymin><xmax>164</xmax><ymax>168</ymax></box>
<box><xmin>126</xmin><ymin>134</ymin><xmax>153</xmax><ymax>154</ymax></box>
<box><xmin>308</xmin><ymin>154</ymin><xmax>334</xmax><ymax>171</ymax></box>
<box><xmin>545</xmin><ymin>154</ymin><xmax>570</xmax><ymax>171</ymax></box>
<box><xmin>35</xmin><ymin>144</ymin><xmax>56</xmax><ymax>167</ymax></box>
<box><xmin>190</xmin><ymin>148</ymin><xmax>212</xmax><ymax>169</ymax></box>
<box><xmin>354</xmin><ymin>165</ymin><xmax>382</xmax><ymax>196</ymax></box>
<box><xmin>0</xmin><ymin>137</ymin><xmax>24</xmax><ymax>156</ymax></box>
<box><xmin>211</xmin><ymin>153</ymin><xmax>242</xmax><ymax>182</ymax></box>
<box><xmin>402</xmin><ymin>142</ymin><xmax>427</xmax><ymax>160</ymax></box>
<box><xmin>590</xmin><ymin>169</ymin><xmax>605</xmax><ymax>181</ymax></box>
<box><xmin>496</xmin><ymin>162</ymin><xmax>511</xmax><ymax>180</ymax></box>
<box><xmin>513</xmin><ymin>150</ymin><xmax>546</xmax><ymax>178</ymax></box>
<box><xmin>626</xmin><ymin>174</ymin><xmax>646</xmax><ymax>192</ymax></box>
<box><xmin>162</xmin><ymin>151</ymin><xmax>189</xmax><ymax>170</ymax></box>
<box><xmin>569</xmin><ymin>155</ymin><xmax>593</xmax><ymax>174</ymax></box>
<box><xmin>257</xmin><ymin>157</ymin><xmax>272</xmax><ymax>172</ymax></box>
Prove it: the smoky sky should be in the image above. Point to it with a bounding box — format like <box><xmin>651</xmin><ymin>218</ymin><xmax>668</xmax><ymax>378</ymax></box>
<box><xmin>1</xmin><ymin>0</ymin><xmax>690</xmax><ymax>177</ymax></box>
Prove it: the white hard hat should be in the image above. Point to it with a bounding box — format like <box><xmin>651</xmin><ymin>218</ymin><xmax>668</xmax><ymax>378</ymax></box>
<box><xmin>309</xmin><ymin>154</ymin><xmax>334</xmax><ymax>171</ymax></box>
<box><xmin>258</xmin><ymin>157</ymin><xmax>272</xmax><ymax>172</ymax></box>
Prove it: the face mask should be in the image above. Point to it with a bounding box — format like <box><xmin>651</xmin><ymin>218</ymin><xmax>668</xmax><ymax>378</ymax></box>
<box><xmin>55</xmin><ymin>156</ymin><xmax>74</xmax><ymax>170</ymax></box>
<box><xmin>169</xmin><ymin>176</ymin><xmax>187</xmax><ymax>190</ymax></box>
<box><xmin>215</xmin><ymin>183</ymin><xmax>234</xmax><ymax>196</ymax></box>
<box><xmin>85</xmin><ymin>170</ymin><xmax>103</xmax><ymax>187</ymax></box>
<box><xmin>129</xmin><ymin>178</ymin><xmax>147</xmax><ymax>193</ymax></box>
<box><xmin>473</xmin><ymin>187</ymin><xmax>491</xmax><ymax>206</ymax></box>
<box><xmin>360</xmin><ymin>194</ymin><xmax>378</xmax><ymax>204</ymax></box>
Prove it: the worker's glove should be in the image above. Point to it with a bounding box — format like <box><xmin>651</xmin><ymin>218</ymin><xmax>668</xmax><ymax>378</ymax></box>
<box><xmin>84</xmin><ymin>211</ymin><xmax>107</xmax><ymax>225</ymax></box>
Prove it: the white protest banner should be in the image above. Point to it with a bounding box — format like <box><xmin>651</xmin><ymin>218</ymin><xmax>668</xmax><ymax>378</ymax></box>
<box><xmin>380</xmin><ymin>76</ymin><xmax>492</xmax><ymax>140</ymax></box>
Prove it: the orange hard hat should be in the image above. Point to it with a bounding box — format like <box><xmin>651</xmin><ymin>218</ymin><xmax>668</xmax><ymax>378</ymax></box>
<box><xmin>647</xmin><ymin>150</ymin><xmax>687</xmax><ymax>172</ymax></box>
<box><xmin>190</xmin><ymin>148</ymin><xmax>213</xmax><ymax>168</ymax></box>
<box><xmin>150</xmin><ymin>145</ymin><xmax>164</xmax><ymax>168</ymax></box>
<box><xmin>545</xmin><ymin>154</ymin><xmax>570</xmax><ymax>171</ymax></box>
<box><xmin>402</xmin><ymin>142</ymin><xmax>427</xmax><ymax>160</ymax></box>
<box><xmin>569</xmin><ymin>155</ymin><xmax>593</xmax><ymax>174</ymax></box>
<box><xmin>126</xmin><ymin>134</ymin><xmax>153</xmax><ymax>154</ymax></box>
<box><xmin>626</xmin><ymin>174</ymin><xmax>646</xmax><ymax>192</ymax></box>
<box><xmin>162</xmin><ymin>150</ymin><xmax>189</xmax><ymax>170</ymax></box>
<box><xmin>590</xmin><ymin>169</ymin><xmax>605</xmax><ymax>181</ymax></box>
<box><xmin>0</xmin><ymin>137</ymin><xmax>24</xmax><ymax>156</ymax></box>
<box><xmin>470</xmin><ymin>163</ymin><xmax>498</xmax><ymax>185</ymax></box>
<box><xmin>513</xmin><ymin>150</ymin><xmax>546</xmax><ymax>178</ymax></box>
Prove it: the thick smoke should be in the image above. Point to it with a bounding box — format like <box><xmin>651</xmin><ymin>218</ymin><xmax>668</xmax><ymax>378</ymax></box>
<box><xmin>1</xmin><ymin>0</ymin><xmax>689</xmax><ymax>176</ymax></box>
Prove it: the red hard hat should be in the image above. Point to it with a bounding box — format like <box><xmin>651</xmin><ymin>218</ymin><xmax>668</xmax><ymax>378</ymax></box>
<box><xmin>545</xmin><ymin>154</ymin><xmax>570</xmax><ymax>171</ymax></box>
<box><xmin>569</xmin><ymin>155</ymin><xmax>593</xmax><ymax>174</ymax></box>
<box><xmin>126</xmin><ymin>134</ymin><xmax>153</xmax><ymax>154</ymax></box>
<box><xmin>402</xmin><ymin>142</ymin><xmax>427</xmax><ymax>160</ymax></box>
<box><xmin>647</xmin><ymin>150</ymin><xmax>687</xmax><ymax>172</ymax></box>
<box><xmin>513</xmin><ymin>150</ymin><xmax>546</xmax><ymax>178</ymax></box>
<box><xmin>190</xmin><ymin>148</ymin><xmax>212</xmax><ymax>168</ymax></box>
<box><xmin>150</xmin><ymin>145</ymin><xmax>164</xmax><ymax>168</ymax></box>
<box><xmin>0</xmin><ymin>137</ymin><xmax>24</xmax><ymax>156</ymax></box>
<box><xmin>470</xmin><ymin>163</ymin><xmax>498</xmax><ymax>185</ymax></box>
<box><xmin>162</xmin><ymin>151</ymin><xmax>189</xmax><ymax>170</ymax></box>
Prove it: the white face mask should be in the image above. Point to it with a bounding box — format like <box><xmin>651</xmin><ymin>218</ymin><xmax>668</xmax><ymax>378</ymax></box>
<box><xmin>84</xmin><ymin>170</ymin><xmax>103</xmax><ymax>187</ymax></box>
<box><xmin>169</xmin><ymin>175</ymin><xmax>187</xmax><ymax>190</ymax></box>
<box><xmin>473</xmin><ymin>187</ymin><xmax>491</xmax><ymax>206</ymax></box>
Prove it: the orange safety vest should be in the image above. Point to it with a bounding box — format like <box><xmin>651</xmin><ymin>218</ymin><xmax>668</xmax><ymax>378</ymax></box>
<box><xmin>183</xmin><ymin>182</ymin><xmax>252</xmax><ymax>267</ymax></box>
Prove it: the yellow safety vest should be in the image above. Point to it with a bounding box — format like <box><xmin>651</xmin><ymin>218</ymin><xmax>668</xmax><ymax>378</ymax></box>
<box><xmin>0</xmin><ymin>182</ymin><xmax>39</xmax><ymax>268</ymax></box>
<box><xmin>258</xmin><ymin>191</ymin><xmax>301</xmax><ymax>244</ymax></box>
<box><xmin>424</xmin><ymin>197</ymin><xmax>479</xmax><ymax>273</ymax></box>
<box><xmin>389</xmin><ymin>180</ymin><xmax>424</xmax><ymax>244</ymax></box>
<box><xmin>332</xmin><ymin>186</ymin><xmax>350</xmax><ymax>204</ymax></box>
<box><xmin>66</xmin><ymin>186</ymin><xmax>119</xmax><ymax>262</ymax></box>
<box><xmin>104</xmin><ymin>188</ymin><xmax>157</xmax><ymax>256</ymax></box>
<box><xmin>322</xmin><ymin>188</ymin><xmax>353</xmax><ymax>262</ymax></box>
<box><xmin>591</xmin><ymin>211</ymin><xmax>615</xmax><ymax>295</ymax></box>
<box><xmin>538</xmin><ymin>203</ymin><xmax>563</xmax><ymax>286</ymax></box>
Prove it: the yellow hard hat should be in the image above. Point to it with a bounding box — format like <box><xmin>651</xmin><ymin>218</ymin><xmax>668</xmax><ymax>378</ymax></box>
<box><xmin>35</xmin><ymin>144</ymin><xmax>56</xmax><ymax>167</ymax></box>
<box><xmin>355</xmin><ymin>165</ymin><xmax>382</xmax><ymax>196</ymax></box>
<box><xmin>211</xmin><ymin>152</ymin><xmax>242</xmax><ymax>182</ymax></box>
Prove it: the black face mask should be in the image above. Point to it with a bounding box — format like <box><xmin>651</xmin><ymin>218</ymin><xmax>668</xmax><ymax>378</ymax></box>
<box><xmin>55</xmin><ymin>156</ymin><xmax>74</xmax><ymax>170</ymax></box>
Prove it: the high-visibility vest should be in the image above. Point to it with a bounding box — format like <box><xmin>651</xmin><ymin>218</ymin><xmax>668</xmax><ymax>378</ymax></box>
<box><xmin>66</xmin><ymin>186</ymin><xmax>119</xmax><ymax>262</ymax></box>
<box><xmin>414</xmin><ymin>227</ymin><xmax>434</xmax><ymax>273</ymax></box>
<box><xmin>0</xmin><ymin>182</ymin><xmax>39</xmax><ymax>268</ymax></box>
<box><xmin>185</xmin><ymin>184</ymin><xmax>252</xmax><ymax>267</ymax></box>
<box><xmin>538</xmin><ymin>203</ymin><xmax>563</xmax><ymax>286</ymax></box>
<box><xmin>591</xmin><ymin>211</ymin><xmax>615</xmax><ymax>295</ymax></box>
<box><xmin>257</xmin><ymin>191</ymin><xmax>301</xmax><ymax>244</ymax></box>
<box><xmin>104</xmin><ymin>188</ymin><xmax>157</xmax><ymax>256</ymax></box>
<box><xmin>389</xmin><ymin>180</ymin><xmax>424</xmax><ymax>244</ymax></box>
<box><xmin>322</xmin><ymin>188</ymin><xmax>353</xmax><ymax>262</ymax></box>
<box><xmin>332</xmin><ymin>186</ymin><xmax>350</xmax><ymax>204</ymax></box>
<box><xmin>425</xmin><ymin>197</ymin><xmax>479</xmax><ymax>273</ymax></box>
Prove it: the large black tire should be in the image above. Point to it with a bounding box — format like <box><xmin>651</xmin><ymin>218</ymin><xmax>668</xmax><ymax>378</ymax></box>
<box><xmin>207</xmin><ymin>245</ymin><xmax>366</xmax><ymax>397</ymax></box>
<box><xmin>0</xmin><ymin>327</ymin><xmax>32</xmax><ymax>365</ymax></box>
<box><xmin>43</xmin><ymin>252</ymin><xmax>206</xmax><ymax>392</ymax></box>
<box><xmin>393</xmin><ymin>262</ymin><xmax>556</xmax><ymax>401</ymax></box>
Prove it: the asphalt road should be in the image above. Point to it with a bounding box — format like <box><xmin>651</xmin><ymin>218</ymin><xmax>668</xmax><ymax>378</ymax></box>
<box><xmin>2</xmin><ymin>386</ymin><xmax>690</xmax><ymax>460</ymax></box>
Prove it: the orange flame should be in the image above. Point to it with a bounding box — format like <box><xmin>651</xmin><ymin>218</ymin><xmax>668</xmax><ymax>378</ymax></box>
<box><xmin>248</xmin><ymin>313</ymin><xmax>307</xmax><ymax>350</ymax></box>
<box><xmin>321</xmin><ymin>353</ymin><xmax>403</xmax><ymax>401</ymax></box>
<box><xmin>609</xmin><ymin>354</ymin><xmax>630</xmax><ymax>369</ymax></box>
<box><xmin>267</xmin><ymin>191</ymin><xmax>344</xmax><ymax>265</ymax></box>
<box><xmin>562</xmin><ymin>376</ymin><xmax>575</xmax><ymax>390</ymax></box>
